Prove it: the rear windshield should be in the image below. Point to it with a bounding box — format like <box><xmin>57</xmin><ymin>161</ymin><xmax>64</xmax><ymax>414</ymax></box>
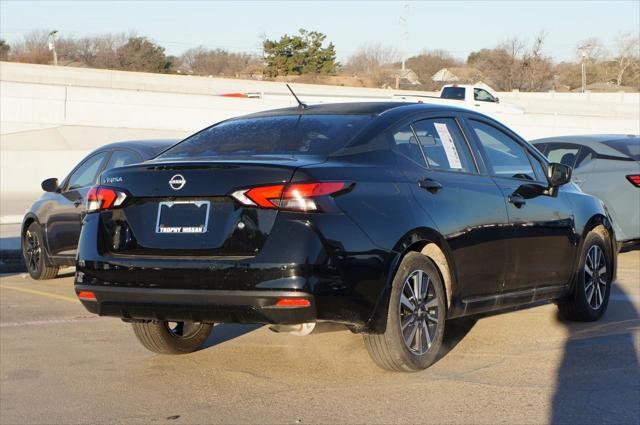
<box><xmin>602</xmin><ymin>138</ymin><xmax>640</xmax><ymax>161</ymax></box>
<box><xmin>158</xmin><ymin>114</ymin><xmax>373</xmax><ymax>159</ymax></box>
<box><xmin>441</xmin><ymin>87</ymin><xmax>465</xmax><ymax>100</ymax></box>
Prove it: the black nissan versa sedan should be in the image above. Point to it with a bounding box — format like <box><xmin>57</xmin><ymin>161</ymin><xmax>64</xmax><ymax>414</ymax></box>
<box><xmin>74</xmin><ymin>103</ymin><xmax>616</xmax><ymax>371</ymax></box>
<box><xmin>22</xmin><ymin>140</ymin><xmax>177</xmax><ymax>280</ymax></box>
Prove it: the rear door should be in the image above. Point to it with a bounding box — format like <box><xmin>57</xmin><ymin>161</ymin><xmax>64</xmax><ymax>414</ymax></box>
<box><xmin>397</xmin><ymin>114</ymin><xmax>511</xmax><ymax>299</ymax></box>
<box><xmin>46</xmin><ymin>151</ymin><xmax>109</xmax><ymax>256</ymax></box>
<box><xmin>464</xmin><ymin>117</ymin><xmax>575</xmax><ymax>290</ymax></box>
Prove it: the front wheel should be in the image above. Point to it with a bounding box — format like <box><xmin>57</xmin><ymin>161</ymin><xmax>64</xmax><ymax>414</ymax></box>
<box><xmin>557</xmin><ymin>229</ymin><xmax>612</xmax><ymax>322</ymax></box>
<box><xmin>363</xmin><ymin>252</ymin><xmax>446</xmax><ymax>372</ymax></box>
<box><xmin>132</xmin><ymin>321</ymin><xmax>213</xmax><ymax>354</ymax></box>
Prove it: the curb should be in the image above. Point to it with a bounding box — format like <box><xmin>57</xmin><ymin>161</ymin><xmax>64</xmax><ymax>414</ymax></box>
<box><xmin>0</xmin><ymin>250</ymin><xmax>26</xmax><ymax>273</ymax></box>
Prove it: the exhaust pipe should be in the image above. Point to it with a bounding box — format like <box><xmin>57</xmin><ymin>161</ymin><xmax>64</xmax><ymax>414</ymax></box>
<box><xmin>268</xmin><ymin>322</ymin><xmax>316</xmax><ymax>336</ymax></box>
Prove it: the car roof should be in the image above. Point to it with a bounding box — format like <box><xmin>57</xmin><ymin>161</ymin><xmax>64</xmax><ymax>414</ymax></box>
<box><xmin>531</xmin><ymin>134</ymin><xmax>639</xmax><ymax>157</ymax></box>
<box><xmin>92</xmin><ymin>139</ymin><xmax>179</xmax><ymax>159</ymax></box>
<box><xmin>532</xmin><ymin>134</ymin><xmax>639</xmax><ymax>145</ymax></box>
<box><xmin>238</xmin><ymin>101</ymin><xmax>470</xmax><ymax>119</ymax></box>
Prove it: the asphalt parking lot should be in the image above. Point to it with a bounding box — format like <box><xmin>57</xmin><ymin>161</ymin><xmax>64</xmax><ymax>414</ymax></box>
<box><xmin>0</xmin><ymin>251</ymin><xmax>638</xmax><ymax>425</ymax></box>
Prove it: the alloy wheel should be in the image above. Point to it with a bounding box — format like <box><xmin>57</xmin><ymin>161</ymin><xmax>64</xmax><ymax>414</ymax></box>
<box><xmin>23</xmin><ymin>230</ymin><xmax>41</xmax><ymax>274</ymax></box>
<box><xmin>399</xmin><ymin>269</ymin><xmax>440</xmax><ymax>355</ymax></box>
<box><xmin>584</xmin><ymin>245</ymin><xmax>607</xmax><ymax>310</ymax></box>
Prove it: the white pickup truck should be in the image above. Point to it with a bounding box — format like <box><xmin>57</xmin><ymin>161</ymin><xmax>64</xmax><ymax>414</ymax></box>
<box><xmin>393</xmin><ymin>84</ymin><xmax>524</xmax><ymax>114</ymax></box>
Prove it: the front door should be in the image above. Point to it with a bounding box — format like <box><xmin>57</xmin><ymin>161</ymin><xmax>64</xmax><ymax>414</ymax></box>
<box><xmin>465</xmin><ymin>118</ymin><xmax>576</xmax><ymax>290</ymax></box>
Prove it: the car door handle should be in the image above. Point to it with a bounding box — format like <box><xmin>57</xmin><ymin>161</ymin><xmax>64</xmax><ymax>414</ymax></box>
<box><xmin>73</xmin><ymin>199</ymin><xmax>83</xmax><ymax>207</ymax></box>
<box><xmin>508</xmin><ymin>193</ymin><xmax>526</xmax><ymax>208</ymax></box>
<box><xmin>418</xmin><ymin>178</ymin><xmax>443</xmax><ymax>194</ymax></box>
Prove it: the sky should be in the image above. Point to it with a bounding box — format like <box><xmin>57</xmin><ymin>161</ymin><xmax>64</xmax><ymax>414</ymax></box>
<box><xmin>1</xmin><ymin>1</ymin><xmax>639</xmax><ymax>63</ymax></box>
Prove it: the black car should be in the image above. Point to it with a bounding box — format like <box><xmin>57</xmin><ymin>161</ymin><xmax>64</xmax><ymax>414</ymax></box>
<box><xmin>22</xmin><ymin>139</ymin><xmax>177</xmax><ymax>280</ymax></box>
<box><xmin>74</xmin><ymin>103</ymin><xmax>616</xmax><ymax>371</ymax></box>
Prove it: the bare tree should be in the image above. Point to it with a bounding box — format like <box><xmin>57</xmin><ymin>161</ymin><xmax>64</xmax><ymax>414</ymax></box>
<box><xmin>405</xmin><ymin>49</ymin><xmax>461</xmax><ymax>89</ymax></box>
<box><xmin>181</xmin><ymin>46</ymin><xmax>262</xmax><ymax>77</ymax></box>
<box><xmin>613</xmin><ymin>32</ymin><xmax>640</xmax><ymax>86</ymax></box>
<box><xmin>9</xmin><ymin>30</ymin><xmax>52</xmax><ymax>64</ymax></box>
<box><xmin>344</xmin><ymin>44</ymin><xmax>400</xmax><ymax>87</ymax></box>
<box><xmin>522</xmin><ymin>31</ymin><xmax>554</xmax><ymax>91</ymax></box>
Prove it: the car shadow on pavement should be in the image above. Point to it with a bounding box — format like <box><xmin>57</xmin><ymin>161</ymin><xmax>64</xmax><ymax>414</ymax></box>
<box><xmin>203</xmin><ymin>323</ymin><xmax>263</xmax><ymax>349</ymax></box>
<box><xmin>436</xmin><ymin>317</ymin><xmax>478</xmax><ymax>362</ymax></box>
<box><xmin>550</xmin><ymin>283</ymin><xmax>640</xmax><ymax>424</ymax></box>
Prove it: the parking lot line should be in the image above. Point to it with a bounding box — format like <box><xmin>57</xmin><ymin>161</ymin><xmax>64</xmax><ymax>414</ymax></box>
<box><xmin>0</xmin><ymin>284</ymin><xmax>79</xmax><ymax>304</ymax></box>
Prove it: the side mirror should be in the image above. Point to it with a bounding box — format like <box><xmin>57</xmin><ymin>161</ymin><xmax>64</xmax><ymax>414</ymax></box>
<box><xmin>548</xmin><ymin>162</ymin><xmax>572</xmax><ymax>187</ymax></box>
<box><xmin>494</xmin><ymin>97</ymin><xmax>500</xmax><ymax>103</ymax></box>
<box><xmin>41</xmin><ymin>177</ymin><xmax>60</xmax><ymax>193</ymax></box>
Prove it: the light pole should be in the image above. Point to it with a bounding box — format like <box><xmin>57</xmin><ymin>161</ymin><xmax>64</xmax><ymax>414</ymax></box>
<box><xmin>48</xmin><ymin>30</ymin><xmax>58</xmax><ymax>66</ymax></box>
<box><xmin>577</xmin><ymin>46</ymin><xmax>588</xmax><ymax>93</ymax></box>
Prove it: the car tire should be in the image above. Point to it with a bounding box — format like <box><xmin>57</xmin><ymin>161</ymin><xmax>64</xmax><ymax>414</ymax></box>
<box><xmin>557</xmin><ymin>230</ymin><xmax>612</xmax><ymax>322</ymax></box>
<box><xmin>363</xmin><ymin>252</ymin><xmax>446</xmax><ymax>372</ymax></box>
<box><xmin>131</xmin><ymin>321</ymin><xmax>213</xmax><ymax>354</ymax></box>
<box><xmin>22</xmin><ymin>222</ymin><xmax>59</xmax><ymax>280</ymax></box>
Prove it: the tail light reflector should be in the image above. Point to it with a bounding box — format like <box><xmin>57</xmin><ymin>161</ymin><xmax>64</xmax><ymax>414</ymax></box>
<box><xmin>86</xmin><ymin>186</ymin><xmax>128</xmax><ymax>212</ymax></box>
<box><xmin>231</xmin><ymin>182</ymin><xmax>348</xmax><ymax>212</ymax></box>
<box><xmin>626</xmin><ymin>175</ymin><xmax>640</xmax><ymax>187</ymax></box>
<box><xmin>77</xmin><ymin>291</ymin><xmax>96</xmax><ymax>301</ymax></box>
<box><xmin>275</xmin><ymin>298</ymin><xmax>311</xmax><ymax>308</ymax></box>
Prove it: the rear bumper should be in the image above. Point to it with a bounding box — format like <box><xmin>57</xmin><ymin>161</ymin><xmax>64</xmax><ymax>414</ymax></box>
<box><xmin>75</xmin><ymin>210</ymin><xmax>391</xmax><ymax>330</ymax></box>
<box><xmin>75</xmin><ymin>285</ymin><xmax>316</xmax><ymax>324</ymax></box>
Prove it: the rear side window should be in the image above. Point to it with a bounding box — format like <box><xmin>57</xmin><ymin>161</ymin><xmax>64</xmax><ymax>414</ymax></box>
<box><xmin>412</xmin><ymin>119</ymin><xmax>476</xmax><ymax>173</ymax></box>
<box><xmin>392</xmin><ymin>125</ymin><xmax>426</xmax><ymax>166</ymax></box>
<box><xmin>159</xmin><ymin>115</ymin><xmax>373</xmax><ymax>159</ymax></box>
<box><xmin>441</xmin><ymin>87</ymin><xmax>465</xmax><ymax>100</ymax></box>
<box><xmin>602</xmin><ymin>138</ymin><xmax>640</xmax><ymax>160</ymax></box>
<box><xmin>66</xmin><ymin>152</ymin><xmax>108</xmax><ymax>191</ymax></box>
<box><xmin>469</xmin><ymin>120</ymin><xmax>536</xmax><ymax>180</ymax></box>
<box><xmin>106</xmin><ymin>150</ymin><xmax>141</xmax><ymax>169</ymax></box>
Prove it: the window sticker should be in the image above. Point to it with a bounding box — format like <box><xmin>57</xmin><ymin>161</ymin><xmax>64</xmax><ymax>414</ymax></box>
<box><xmin>434</xmin><ymin>122</ymin><xmax>463</xmax><ymax>169</ymax></box>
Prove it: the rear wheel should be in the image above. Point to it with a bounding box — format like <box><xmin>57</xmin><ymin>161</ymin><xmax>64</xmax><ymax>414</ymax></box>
<box><xmin>22</xmin><ymin>222</ymin><xmax>58</xmax><ymax>280</ymax></box>
<box><xmin>363</xmin><ymin>252</ymin><xmax>446</xmax><ymax>372</ymax></box>
<box><xmin>557</xmin><ymin>230</ymin><xmax>612</xmax><ymax>322</ymax></box>
<box><xmin>132</xmin><ymin>321</ymin><xmax>213</xmax><ymax>354</ymax></box>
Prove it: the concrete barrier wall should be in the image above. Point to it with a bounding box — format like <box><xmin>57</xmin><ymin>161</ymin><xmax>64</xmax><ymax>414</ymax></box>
<box><xmin>1</xmin><ymin>61</ymin><xmax>639</xmax><ymax>194</ymax></box>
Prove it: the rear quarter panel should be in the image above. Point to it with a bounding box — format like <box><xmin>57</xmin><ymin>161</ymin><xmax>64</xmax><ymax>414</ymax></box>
<box><xmin>580</xmin><ymin>159</ymin><xmax>640</xmax><ymax>241</ymax></box>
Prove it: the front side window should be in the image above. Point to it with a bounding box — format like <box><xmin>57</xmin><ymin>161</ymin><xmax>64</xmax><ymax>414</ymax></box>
<box><xmin>528</xmin><ymin>153</ymin><xmax>548</xmax><ymax>182</ymax></box>
<box><xmin>66</xmin><ymin>152</ymin><xmax>108</xmax><ymax>191</ymax></box>
<box><xmin>412</xmin><ymin>118</ymin><xmax>476</xmax><ymax>173</ymax></box>
<box><xmin>159</xmin><ymin>115</ymin><xmax>373</xmax><ymax>159</ymax></box>
<box><xmin>546</xmin><ymin>145</ymin><xmax>580</xmax><ymax>168</ymax></box>
<box><xmin>469</xmin><ymin>120</ymin><xmax>535</xmax><ymax>180</ymax></box>
<box><xmin>474</xmin><ymin>88</ymin><xmax>497</xmax><ymax>102</ymax></box>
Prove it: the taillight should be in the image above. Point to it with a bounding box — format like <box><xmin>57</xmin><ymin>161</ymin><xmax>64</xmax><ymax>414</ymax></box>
<box><xmin>86</xmin><ymin>186</ymin><xmax>128</xmax><ymax>212</ymax></box>
<box><xmin>626</xmin><ymin>175</ymin><xmax>640</xmax><ymax>187</ymax></box>
<box><xmin>231</xmin><ymin>182</ymin><xmax>348</xmax><ymax>212</ymax></box>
